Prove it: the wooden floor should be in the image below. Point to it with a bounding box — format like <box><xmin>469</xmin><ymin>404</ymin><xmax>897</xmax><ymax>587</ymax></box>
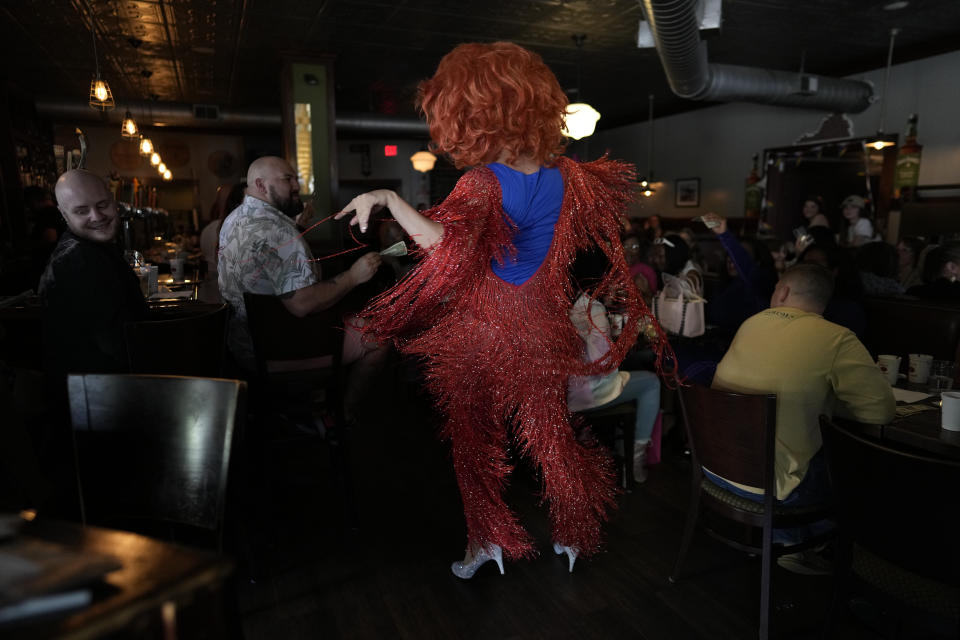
<box><xmin>233</xmin><ymin>367</ymin><xmax>895</xmax><ymax>640</ymax></box>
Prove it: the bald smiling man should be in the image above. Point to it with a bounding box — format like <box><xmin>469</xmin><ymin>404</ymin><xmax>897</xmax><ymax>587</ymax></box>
<box><xmin>39</xmin><ymin>169</ymin><xmax>148</xmax><ymax>379</ymax></box>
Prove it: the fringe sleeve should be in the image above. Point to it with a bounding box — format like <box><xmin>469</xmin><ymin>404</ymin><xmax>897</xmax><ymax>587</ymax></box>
<box><xmin>560</xmin><ymin>156</ymin><xmax>678</xmax><ymax>381</ymax></box>
<box><xmin>361</xmin><ymin>167</ymin><xmax>513</xmax><ymax>341</ymax></box>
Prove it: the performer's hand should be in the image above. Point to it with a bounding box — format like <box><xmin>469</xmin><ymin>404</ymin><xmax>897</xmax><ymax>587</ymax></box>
<box><xmin>335</xmin><ymin>190</ymin><xmax>394</xmax><ymax>234</ymax></box>
<box><xmin>349</xmin><ymin>251</ymin><xmax>381</xmax><ymax>285</ymax></box>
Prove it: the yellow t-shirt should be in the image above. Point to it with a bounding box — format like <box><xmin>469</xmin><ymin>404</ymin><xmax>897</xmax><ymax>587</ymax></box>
<box><xmin>713</xmin><ymin>306</ymin><xmax>895</xmax><ymax>499</ymax></box>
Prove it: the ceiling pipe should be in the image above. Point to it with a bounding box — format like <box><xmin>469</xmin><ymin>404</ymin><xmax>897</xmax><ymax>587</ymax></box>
<box><xmin>34</xmin><ymin>99</ymin><xmax>430</xmax><ymax>136</ymax></box>
<box><xmin>638</xmin><ymin>0</ymin><xmax>874</xmax><ymax>113</ymax></box>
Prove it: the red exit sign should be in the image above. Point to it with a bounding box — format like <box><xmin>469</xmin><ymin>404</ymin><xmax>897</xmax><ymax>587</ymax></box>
<box><xmin>384</xmin><ymin>145</ymin><xmax>397</xmax><ymax>157</ymax></box>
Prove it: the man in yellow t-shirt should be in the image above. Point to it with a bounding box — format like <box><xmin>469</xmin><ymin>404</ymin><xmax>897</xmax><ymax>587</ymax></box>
<box><xmin>713</xmin><ymin>263</ymin><xmax>895</xmax><ymax>503</ymax></box>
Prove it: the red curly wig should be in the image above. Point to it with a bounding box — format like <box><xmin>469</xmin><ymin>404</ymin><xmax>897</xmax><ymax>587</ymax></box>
<box><xmin>417</xmin><ymin>42</ymin><xmax>569</xmax><ymax>169</ymax></box>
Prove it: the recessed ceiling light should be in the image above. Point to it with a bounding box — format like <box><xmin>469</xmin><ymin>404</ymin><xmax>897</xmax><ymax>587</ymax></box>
<box><xmin>883</xmin><ymin>1</ymin><xmax>908</xmax><ymax>9</ymax></box>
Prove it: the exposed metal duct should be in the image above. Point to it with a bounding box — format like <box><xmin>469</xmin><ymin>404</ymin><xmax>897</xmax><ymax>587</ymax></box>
<box><xmin>638</xmin><ymin>0</ymin><xmax>874</xmax><ymax>113</ymax></box>
<box><xmin>34</xmin><ymin>99</ymin><xmax>430</xmax><ymax>136</ymax></box>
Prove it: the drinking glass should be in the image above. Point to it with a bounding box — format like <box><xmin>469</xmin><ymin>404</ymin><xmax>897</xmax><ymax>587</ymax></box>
<box><xmin>927</xmin><ymin>360</ymin><xmax>956</xmax><ymax>394</ymax></box>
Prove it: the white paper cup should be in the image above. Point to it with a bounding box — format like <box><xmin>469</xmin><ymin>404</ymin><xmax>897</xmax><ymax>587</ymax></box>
<box><xmin>877</xmin><ymin>354</ymin><xmax>901</xmax><ymax>386</ymax></box>
<box><xmin>941</xmin><ymin>391</ymin><xmax>960</xmax><ymax>431</ymax></box>
<box><xmin>908</xmin><ymin>353</ymin><xmax>933</xmax><ymax>384</ymax></box>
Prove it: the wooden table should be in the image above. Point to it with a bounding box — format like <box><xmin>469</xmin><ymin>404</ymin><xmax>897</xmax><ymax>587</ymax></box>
<box><xmin>857</xmin><ymin>395</ymin><xmax>960</xmax><ymax>461</ymax></box>
<box><xmin>2</xmin><ymin>519</ymin><xmax>233</xmax><ymax>640</ymax></box>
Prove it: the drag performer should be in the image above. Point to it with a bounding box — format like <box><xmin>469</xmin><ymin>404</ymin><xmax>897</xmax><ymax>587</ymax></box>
<box><xmin>336</xmin><ymin>42</ymin><xmax>671</xmax><ymax>578</ymax></box>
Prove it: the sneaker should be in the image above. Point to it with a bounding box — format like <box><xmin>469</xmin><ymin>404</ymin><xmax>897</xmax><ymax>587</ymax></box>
<box><xmin>776</xmin><ymin>549</ymin><xmax>833</xmax><ymax>576</ymax></box>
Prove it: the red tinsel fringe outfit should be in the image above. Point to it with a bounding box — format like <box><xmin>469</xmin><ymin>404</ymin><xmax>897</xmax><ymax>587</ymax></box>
<box><xmin>362</xmin><ymin>156</ymin><xmax>671</xmax><ymax>560</ymax></box>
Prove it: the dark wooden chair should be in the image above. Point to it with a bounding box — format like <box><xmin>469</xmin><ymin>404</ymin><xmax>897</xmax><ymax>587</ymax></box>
<box><xmin>819</xmin><ymin>415</ymin><xmax>960</xmax><ymax>637</ymax></box>
<box><xmin>242</xmin><ymin>293</ymin><xmax>357</xmax><ymax>528</ymax></box>
<box><xmin>242</xmin><ymin>293</ymin><xmax>345</xmax><ymax>429</ymax></box>
<box><xmin>861</xmin><ymin>296</ymin><xmax>960</xmax><ymax>371</ymax></box>
<box><xmin>671</xmin><ymin>384</ymin><xmax>834</xmax><ymax>640</ymax></box>
<box><xmin>580</xmin><ymin>402</ymin><xmax>637</xmax><ymax>488</ymax></box>
<box><xmin>67</xmin><ymin>373</ymin><xmax>246</xmax><ymax>551</ymax></box>
<box><xmin>124</xmin><ymin>302</ymin><xmax>228</xmax><ymax>377</ymax></box>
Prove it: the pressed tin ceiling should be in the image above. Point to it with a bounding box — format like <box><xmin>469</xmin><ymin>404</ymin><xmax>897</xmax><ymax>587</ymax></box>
<box><xmin>1</xmin><ymin>0</ymin><xmax>959</xmax><ymax>129</ymax></box>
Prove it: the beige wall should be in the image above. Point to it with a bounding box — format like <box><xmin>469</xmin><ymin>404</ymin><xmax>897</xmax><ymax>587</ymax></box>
<box><xmin>593</xmin><ymin>49</ymin><xmax>960</xmax><ymax>221</ymax></box>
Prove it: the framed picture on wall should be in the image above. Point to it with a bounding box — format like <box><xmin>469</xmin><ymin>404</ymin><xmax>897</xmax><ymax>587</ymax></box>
<box><xmin>675</xmin><ymin>178</ymin><xmax>700</xmax><ymax>207</ymax></box>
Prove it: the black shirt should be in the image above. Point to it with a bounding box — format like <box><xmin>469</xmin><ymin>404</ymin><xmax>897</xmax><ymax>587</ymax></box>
<box><xmin>39</xmin><ymin>230</ymin><xmax>148</xmax><ymax>378</ymax></box>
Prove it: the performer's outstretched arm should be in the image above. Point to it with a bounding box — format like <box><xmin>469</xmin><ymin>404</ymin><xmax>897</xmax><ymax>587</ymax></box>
<box><xmin>335</xmin><ymin>189</ymin><xmax>444</xmax><ymax>250</ymax></box>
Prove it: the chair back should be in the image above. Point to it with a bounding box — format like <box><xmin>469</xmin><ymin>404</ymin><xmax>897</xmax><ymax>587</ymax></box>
<box><xmin>124</xmin><ymin>303</ymin><xmax>228</xmax><ymax>377</ymax></box>
<box><xmin>820</xmin><ymin>416</ymin><xmax>960</xmax><ymax>586</ymax></box>
<box><xmin>862</xmin><ymin>296</ymin><xmax>960</xmax><ymax>364</ymax></box>
<box><xmin>242</xmin><ymin>293</ymin><xmax>344</xmax><ymax>376</ymax></box>
<box><xmin>679</xmin><ymin>384</ymin><xmax>778</xmax><ymax>491</ymax></box>
<box><xmin>67</xmin><ymin>374</ymin><xmax>245</xmax><ymax>543</ymax></box>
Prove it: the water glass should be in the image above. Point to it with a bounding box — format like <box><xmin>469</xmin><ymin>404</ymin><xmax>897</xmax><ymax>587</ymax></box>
<box><xmin>927</xmin><ymin>360</ymin><xmax>956</xmax><ymax>394</ymax></box>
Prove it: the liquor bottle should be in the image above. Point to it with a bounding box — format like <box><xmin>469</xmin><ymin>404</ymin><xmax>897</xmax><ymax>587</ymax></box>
<box><xmin>893</xmin><ymin>114</ymin><xmax>922</xmax><ymax>200</ymax></box>
<box><xmin>744</xmin><ymin>154</ymin><xmax>763</xmax><ymax>219</ymax></box>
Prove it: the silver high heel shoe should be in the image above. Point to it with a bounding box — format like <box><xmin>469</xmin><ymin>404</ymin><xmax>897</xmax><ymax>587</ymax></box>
<box><xmin>553</xmin><ymin>542</ymin><xmax>579</xmax><ymax>573</ymax></box>
<box><xmin>450</xmin><ymin>544</ymin><xmax>504</xmax><ymax>579</ymax></box>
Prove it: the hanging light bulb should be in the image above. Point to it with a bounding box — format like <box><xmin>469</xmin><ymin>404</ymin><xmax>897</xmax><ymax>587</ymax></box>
<box><xmin>121</xmin><ymin>111</ymin><xmax>139</xmax><ymax>138</ymax></box>
<box><xmin>89</xmin><ymin>78</ymin><xmax>114</xmax><ymax>110</ymax></box>
<box><xmin>639</xmin><ymin>94</ymin><xmax>656</xmax><ymax>197</ymax></box>
<box><xmin>150</xmin><ymin>152</ymin><xmax>161</xmax><ymax>166</ymax></box>
<box><xmin>563</xmin><ymin>103</ymin><xmax>601</xmax><ymax>140</ymax></box>
<box><xmin>866</xmin><ymin>28</ymin><xmax>900</xmax><ymax>152</ymax></box>
<box><xmin>410</xmin><ymin>150</ymin><xmax>437</xmax><ymax>172</ymax></box>
<box><xmin>157</xmin><ymin>162</ymin><xmax>167</xmax><ymax>174</ymax></box>
<box><xmin>868</xmin><ymin>138</ymin><xmax>895</xmax><ymax>151</ymax></box>
<box><xmin>139</xmin><ymin>136</ymin><xmax>154</xmax><ymax>155</ymax></box>
<box><xmin>86</xmin><ymin>10</ymin><xmax>114</xmax><ymax>111</ymax></box>
<box><xmin>561</xmin><ymin>34</ymin><xmax>601</xmax><ymax>141</ymax></box>
<box><xmin>163</xmin><ymin>169</ymin><xmax>172</xmax><ymax>181</ymax></box>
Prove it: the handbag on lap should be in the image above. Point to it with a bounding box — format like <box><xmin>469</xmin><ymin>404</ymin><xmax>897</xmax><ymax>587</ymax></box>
<box><xmin>652</xmin><ymin>273</ymin><xmax>706</xmax><ymax>338</ymax></box>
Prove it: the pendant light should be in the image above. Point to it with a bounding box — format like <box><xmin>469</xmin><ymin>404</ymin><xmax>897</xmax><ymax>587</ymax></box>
<box><xmin>639</xmin><ymin>94</ymin><xmax>656</xmax><ymax>197</ymax></box>
<box><xmin>410</xmin><ymin>150</ymin><xmax>437</xmax><ymax>172</ymax></box>
<box><xmin>866</xmin><ymin>28</ymin><xmax>900</xmax><ymax>151</ymax></box>
<box><xmin>121</xmin><ymin>110</ymin><xmax>139</xmax><ymax>138</ymax></box>
<box><xmin>86</xmin><ymin>7</ymin><xmax>114</xmax><ymax>111</ymax></box>
<box><xmin>139</xmin><ymin>136</ymin><xmax>154</xmax><ymax>156</ymax></box>
<box><xmin>562</xmin><ymin>34</ymin><xmax>601</xmax><ymax>140</ymax></box>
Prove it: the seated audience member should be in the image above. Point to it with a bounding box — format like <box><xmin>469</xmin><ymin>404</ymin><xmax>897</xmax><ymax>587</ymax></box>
<box><xmin>218</xmin><ymin>156</ymin><xmax>386</xmax><ymax>420</ymax></box>
<box><xmin>800</xmin><ymin>195</ymin><xmax>830</xmax><ymax>229</ymax></box>
<box><xmin>660</xmin><ymin>233</ymin><xmax>702</xmax><ymax>292</ymax></box>
<box><xmin>39</xmin><ymin>170</ymin><xmax>148</xmax><ymax>380</ymax></box>
<box><xmin>907</xmin><ymin>242</ymin><xmax>960</xmax><ymax>300</ymax></box>
<box><xmin>567</xmin><ymin>251</ymin><xmax>661</xmax><ymax>483</ymax></box>
<box><xmin>896</xmin><ymin>236</ymin><xmax>926</xmax><ymax>290</ymax></box>
<box><xmin>856</xmin><ymin>241</ymin><xmax>904</xmax><ymax>296</ymax></box>
<box><xmin>840</xmin><ymin>195</ymin><xmax>880</xmax><ymax>247</ymax></box>
<box><xmin>713</xmin><ymin>263</ymin><xmax>895</xmax><ymax>572</ymax></box>
<box><xmin>800</xmin><ymin>244</ymin><xmax>866</xmax><ymax>338</ymax></box>
<box><xmin>643</xmin><ymin>214</ymin><xmax>663</xmax><ymax>239</ymax></box>
<box><xmin>199</xmin><ymin>183</ymin><xmax>246</xmax><ymax>303</ymax></box>
<box><xmin>623</xmin><ymin>234</ymin><xmax>658</xmax><ymax>299</ymax></box>
<box><xmin>700</xmin><ymin>213</ymin><xmax>777</xmax><ymax>338</ymax></box>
